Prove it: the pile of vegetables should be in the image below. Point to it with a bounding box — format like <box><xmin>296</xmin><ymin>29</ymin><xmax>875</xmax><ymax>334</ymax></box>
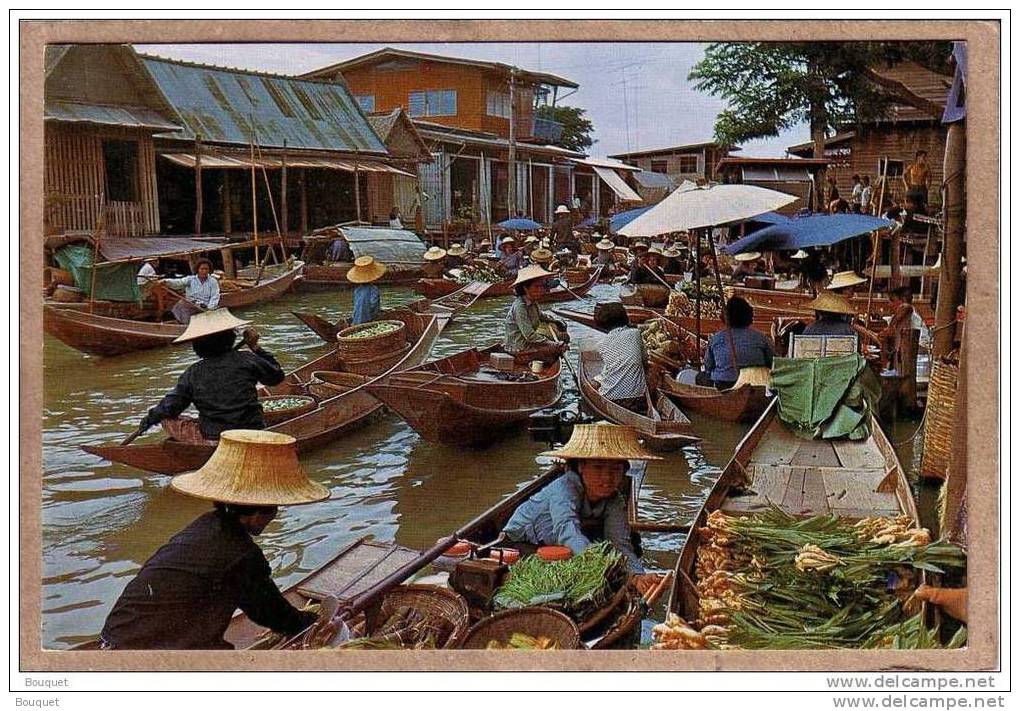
<box><xmin>666</xmin><ymin>287</ymin><xmax>722</xmax><ymax>320</ymax></box>
<box><xmin>260</xmin><ymin>396</ymin><xmax>314</xmax><ymax>413</ymax></box>
<box><xmin>485</xmin><ymin>633</ymin><xmax>561</xmax><ymax>650</ymax></box>
<box><xmin>653</xmin><ymin>508</ymin><xmax>966</xmax><ymax>650</ymax></box>
<box><xmin>342</xmin><ymin>321</ymin><xmax>401</xmax><ymax>340</ymax></box>
<box><xmin>493</xmin><ymin>541</ymin><xmax>629</xmax><ymax>620</ymax></box>
<box><xmin>336</xmin><ymin>606</ymin><xmax>455</xmax><ymax>650</ymax></box>
<box><xmin>639</xmin><ymin>319</ymin><xmax>683</xmax><ymax>360</ymax></box>
<box><xmin>450</xmin><ymin>263</ymin><xmax>504</xmax><ymax>284</ymax></box>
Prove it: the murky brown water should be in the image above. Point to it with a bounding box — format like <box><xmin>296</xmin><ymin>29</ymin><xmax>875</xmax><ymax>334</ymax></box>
<box><xmin>42</xmin><ymin>283</ymin><xmax>928</xmax><ymax>649</ymax></box>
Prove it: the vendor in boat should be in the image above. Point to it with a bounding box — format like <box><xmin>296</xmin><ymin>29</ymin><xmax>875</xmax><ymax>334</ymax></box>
<box><xmin>661</xmin><ymin>247</ymin><xmax>684</xmax><ymax>275</ymax></box>
<box><xmin>421</xmin><ymin>246</ymin><xmax>447</xmax><ymax>279</ymax></box>
<box><xmin>348</xmin><ymin>255</ymin><xmax>387</xmax><ymax>325</ymax></box>
<box><xmin>529</xmin><ymin>248</ymin><xmax>561</xmax><ymax>284</ymax></box>
<box><xmin>163</xmin><ymin>257</ymin><xmax>221</xmax><ymax>324</ymax></box>
<box><xmin>696</xmin><ymin>297</ymin><xmax>774</xmax><ymax>390</ymax></box>
<box><xmin>802</xmin><ymin>292</ymin><xmax>858</xmax><ymax>337</ymax></box>
<box><xmin>497</xmin><ymin>236</ymin><xmax>527</xmax><ymax>278</ymax></box>
<box><xmin>136</xmin><ymin>257</ymin><xmax>159</xmax><ymax>286</ymax></box>
<box><xmin>594</xmin><ymin>238</ymin><xmax>617</xmax><ymax>268</ymax></box>
<box><xmin>503</xmin><ymin>264</ymin><xmax>570</xmax><ymax>365</ymax></box>
<box><xmin>826</xmin><ymin>270</ymin><xmax>868</xmax><ymax>295</ymax></box>
<box><xmin>593</xmin><ymin>302</ymin><xmax>648</xmax><ymax>414</ymax></box>
<box><xmin>730</xmin><ymin>251</ymin><xmax>761</xmax><ymax>283</ymax></box>
<box><xmin>502</xmin><ymin>423</ymin><xmax>661</xmax><ymax>594</ymax></box>
<box><xmin>445</xmin><ymin>243</ymin><xmax>468</xmax><ymax>269</ymax></box>
<box><xmin>628</xmin><ymin>246</ymin><xmax>667</xmax><ymax>286</ymax></box>
<box><xmin>552</xmin><ymin>204</ymin><xmax>573</xmax><ymax>248</ymax></box>
<box><xmin>138</xmin><ymin>309</ymin><xmax>287</xmax><ymax>443</ymax></box>
<box><xmin>98</xmin><ymin>430</ymin><xmax>330</xmax><ymax>649</ymax></box>
<box><xmin>522</xmin><ymin>235</ymin><xmax>540</xmax><ymax>258</ymax></box>
<box><xmin>328</xmin><ymin>238</ymin><xmax>354</xmax><ymax>263</ymax></box>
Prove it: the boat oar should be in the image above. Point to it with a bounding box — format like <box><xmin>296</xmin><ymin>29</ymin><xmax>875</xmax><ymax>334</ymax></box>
<box><xmin>120</xmin><ymin>424</ymin><xmax>146</xmax><ymax>446</ymax></box>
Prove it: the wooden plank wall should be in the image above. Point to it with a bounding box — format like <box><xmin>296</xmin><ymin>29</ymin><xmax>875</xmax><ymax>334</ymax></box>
<box><xmin>43</xmin><ymin>123</ymin><xmax>160</xmax><ymax>236</ymax></box>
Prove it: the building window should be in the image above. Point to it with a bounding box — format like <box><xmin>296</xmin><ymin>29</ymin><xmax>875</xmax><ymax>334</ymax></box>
<box><xmin>409</xmin><ymin>89</ymin><xmax>457</xmax><ymax>118</ymax></box>
<box><xmin>879</xmin><ymin>158</ymin><xmax>904</xmax><ymax>178</ymax></box>
<box><xmin>649</xmin><ymin>159</ymin><xmax>669</xmax><ymax>174</ymax></box>
<box><xmin>355</xmin><ymin>95</ymin><xmax>375</xmax><ymax>112</ymax></box>
<box><xmin>102</xmin><ymin>139</ymin><xmax>138</xmax><ymax>202</ymax></box>
<box><xmin>678</xmin><ymin>154</ymin><xmax>699</xmax><ymax>174</ymax></box>
<box><xmin>486</xmin><ymin>91</ymin><xmax>511</xmax><ymax>118</ymax></box>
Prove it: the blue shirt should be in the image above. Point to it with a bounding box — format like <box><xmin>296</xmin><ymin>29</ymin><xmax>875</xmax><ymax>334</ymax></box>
<box><xmin>802</xmin><ymin>317</ymin><xmax>856</xmax><ymax>337</ymax></box>
<box><xmin>703</xmin><ymin>326</ymin><xmax>775</xmax><ymax>383</ymax></box>
<box><xmin>503</xmin><ymin>470</ymin><xmax>644</xmax><ymax>573</ymax></box>
<box><xmin>351</xmin><ymin>284</ymin><xmax>381</xmax><ymax>325</ymax></box>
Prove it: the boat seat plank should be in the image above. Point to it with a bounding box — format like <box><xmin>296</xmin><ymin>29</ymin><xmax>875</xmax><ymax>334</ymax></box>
<box><xmin>832</xmin><ymin>437</ymin><xmax>886</xmax><ymax>470</ymax></box>
<box><xmin>821</xmin><ymin>469</ymin><xmax>902</xmax><ymax>513</ymax></box>
<box><xmin>790</xmin><ymin>438</ymin><xmax>841</xmax><ymax>467</ymax></box>
<box><xmin>744</xmin><ymin>464</ymin><xmax>796</xmax><ymax>507</ymax></box>
<box><xmin>748</xmin><ymin>421</ymin><xmax>803</xmax><ymax>466</ymax></box>
<box><xmin>780</xmin><ymin>467</ymin><xmax>808</xmax><ymax>512</ymax></box>
<box><xmin>296</xmin><ymin>540</ymin><xmax>421</xmax><ymax>602</ymax></box>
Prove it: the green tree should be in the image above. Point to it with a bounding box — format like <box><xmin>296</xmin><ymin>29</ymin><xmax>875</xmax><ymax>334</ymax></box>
<box><xmin>536</xmin><ymin>104</ymin><xmax>595</xmax><ymax>153</ymax></box>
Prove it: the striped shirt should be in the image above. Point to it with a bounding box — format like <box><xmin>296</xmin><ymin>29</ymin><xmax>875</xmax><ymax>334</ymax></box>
<box><xmin>597</xmin><ymin>327</ymin><xmax>647</xmax><ymax>401</ymax></box>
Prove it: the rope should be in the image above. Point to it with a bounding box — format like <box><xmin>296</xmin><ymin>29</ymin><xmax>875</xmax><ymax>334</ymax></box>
<box><xmin>889</xmin><ymin>405</ymin><xmax>928</xmax><ymax>447</ymax></box>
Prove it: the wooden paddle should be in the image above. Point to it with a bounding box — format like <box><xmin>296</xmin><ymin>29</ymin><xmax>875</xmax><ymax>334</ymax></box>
<box><xmin>120</xmin><ymin>424</ymin><xmax>146</xmax><ymax>446</ymax></box>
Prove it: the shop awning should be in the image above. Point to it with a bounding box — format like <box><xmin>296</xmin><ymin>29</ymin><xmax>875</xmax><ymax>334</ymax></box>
<box><xmin>160</xmin><ymin>153</ymin><xmax>415</xmax><ymax>177</ymax></box>
<box><xmin>592</xmin><ymin>166</ymin><xmax>643</xmax><ymax>203</ymax></box>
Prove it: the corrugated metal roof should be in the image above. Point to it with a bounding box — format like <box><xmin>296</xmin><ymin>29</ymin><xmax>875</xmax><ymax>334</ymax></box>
<box><xmin>44</xmin><ymin>100</ymin><xmax>183</xmax><ymax>131</ymax></box>
<box><xmin>161</xmin><ymin>152</ymin><xmax>413</xmax><ymax>176</ymax></box>
<box><xmin>140</xmin><ymin>56</ymin><xmax>387</xmax><ymax>154</ymax></box>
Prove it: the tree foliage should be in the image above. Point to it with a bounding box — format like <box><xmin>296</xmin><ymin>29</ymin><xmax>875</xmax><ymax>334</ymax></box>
<box><xmin>536</xmin><ymin>104</ymin><xmax>595</xmax><ymax>153</ymax></box>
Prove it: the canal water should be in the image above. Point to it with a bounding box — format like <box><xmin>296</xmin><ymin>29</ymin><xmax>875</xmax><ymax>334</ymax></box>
<box><xmin>41</xmin><ymin>283</ymin><xmax>933</xmax><ymax>649</ymax></box>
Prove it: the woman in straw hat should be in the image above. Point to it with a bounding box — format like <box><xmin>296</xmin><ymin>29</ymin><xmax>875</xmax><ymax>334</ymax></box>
<box><xmin>99</xmin><ymin>430</ymin><xmax>330</xmax><ymax>649</ymax></box>
<box><xmin>802</xmin><ymin>292</ymin><xmax>858</xmax><ymax>337</ymax></box>
<box><xmin>503</xmin><ymin>264</ymin><xmax>570</xmax><ymax>366</ymax></box>
<box><xmin>163</xmin><ymin>257</ymin><xmax>221</xmax><ymax>324</ymax></box>
<box><xmin>138</xmin><ymin>309</ymin><xmax>286</xmax><ymax>444</ymax></box>
<box><xmin>696</xmin><ymin>297</ymin><xmax>774</xmax><ymax>390</ymax></box>
<box><xmin>528</xmin><ymin>247</ymin><xmax>561</xmax><ymax>286</ymax></box>
<box><xmin>593</xmin><ymin>237</ymin><xmax>616</xmax><ymax>268</ymax></box>
<box><xmin>628</xmin><ymin>245</ymin><xmax>667</xmax><ymax>286</ymax></box>
<box><xmin>347</xmin><ymin>255</ymin><xmax>388</xmax><ymax>325</ymax></box>
<box><xmin>421</xmin><ymin>246</ymin><xmax>447</xmax><ymax>279</ymax></box>
<box><xmin>826</xmin><ymin>270</ymin><xmax>868</xmax><ymax>295</ymax></box>
<box><xmin>502</xmin><ymin>423</ymin><xmax>661</xmax><ymax>593</ymax></box>
<box><xmin>496</xmin><ymin>236</ymin><xmax>526</xmax><ymax>278</ymax></box>
<box><xmin>445</xmin><ymin>243</ymin><xmax>468</xmax><ymax>269</ymax></box>
<box><xmin>552</xmin><ymin>204</ymin><xmax>572</xmax><ymax>248</ymax></box>
<box><xmin>730</xmin><ymin>251</ymin><xmax>761</xmax><ymax>284</ymax></box>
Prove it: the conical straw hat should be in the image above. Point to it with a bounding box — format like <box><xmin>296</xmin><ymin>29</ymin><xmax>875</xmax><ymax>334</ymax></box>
<box><xmin>447</xmin><ymin>243</ymin><xmax>467</xmax><ymax>256</ymax></box>
<box><xmin>632</xmin><ymin>242</ymin><xmax>649</xmax><ymax>251</ymax></box>
<box><xmin>555</xmin><ymin>204</ymin><xmax>570</xmax><ymax>214</ymax></box>
<box><xmin>171</xmin><ymin>430</ymin><xmax>330</xmax><ymax>506</ymax></box>
<box><xmin>423</xmin><ymin>246</ymin><xmax>447</xmax><ymax>261</ymax></box>
<box><xmin>805</xmin><ymin>292</ymin><xmax>857</xmax><ymax>315</ymax></box>
<box><xmin>172</xmin><ymin>308</ymin><xmax>251</xmax><ymax>344</ymax></box>
<box><xmin>501</xmin><ymin>236</ymin><xmax>516</xmax><ymax>245</ymax></box>
<box><xmin>733</xmin><ymin>251</ymin><xmax>761</xmax><ymax>262</ymax></box>
<box><xmin>790</xmin><ymin>249</ymin><xmax>809</xmax><ymax>259</ymax></box>
<box><xmin>524</xmin><ymin>235</ymin><xmax>539</xmax><ymax>244</ymax></box>
<box><xmin>662</xmin><ymin>247</ymin><xmax>682</xmax><ymax>258</ymax></box>
<box><xmin>827</xmin><ymin>270</ymin><xmax>868</xmax><ymax>290</ymax></box>
<box><xmin>596</xmin><ymin>239</ymin><xmax>615</xmax><ymax>251</ymax></box>
<box><xmin>530</xmin><ymin>248</ymin><xmax>553</xmax><ymax>263</ymax></box>
<box><xmin>541</xmin><ymin>423</ymin><xmax>662</xmax><ymax>461</ymax></box>
<box><xmin>346</xmin><ymin>255</ymin><xmax>388</xmax><ymax>283</ymax></box>
<box><xmin>513</xmin><ymin>264</ymin><xmax>555</xmax><ymax>287</ymax></box>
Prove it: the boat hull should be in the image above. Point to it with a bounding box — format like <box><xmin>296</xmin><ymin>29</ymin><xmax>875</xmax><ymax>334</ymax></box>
<box><xmin>44</xmin><ymin>306</ymin><xmax>184</xmax><ymax>357</ymax></box>
<box><xmin>659</xmin><ymin>377</ymin><xmax>772</xmax><ymax>423</ymax></box>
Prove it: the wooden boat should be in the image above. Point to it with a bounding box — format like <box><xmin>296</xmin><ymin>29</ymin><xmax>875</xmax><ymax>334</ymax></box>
<box><xmin>44</xmin><ymin>305</ymin><xmax>185</xmax><ymax>357</ymax></box>
<box><xmin>658</xmin><ymin>376</ymin><xmax>772</xmax><ymax>424</ymax></box>
<box><xmin>81</xmin><ymin>311</ymin><xmax>446</xmax><ymax>475</ymax></box>
<box><xmin>215</xmin><ymin>261</ymin><xmax>305</xmax><ymax>309</ymax></box>
<box><xmin>726</xmin><ymin>284</ymin><xmax>936</xmax><ymax>323</ymax></box>
<box><xmin>554</xmin><ymin>305</ymin><xmax>771</xmax><ymax>338</ymax></box>
<box><xmin>365</xmin><ymin>347</ymin><xmax>563</xmax><ymax>446</ymax></box>
<box><xmin>667</xmin><ymin>399</ymin><xmax>919</xmax><ymax>622</ymax></box>
<box><xmin>577</xmin><ymin>346</ymin><xmax>699</xmax><ymax>451</ymax></box>
<box><xmin>415</xmin><ymin>266</ymin><xmax>601</xmax><ymax>304</ymax></box>
<box><xmin>620</xmin><ymin>283</ymin><xmax>670</xmax><ymax>308</ymax></box>
<box><xmin>296</xmin><ymin>262</ymin><xmax>422</xmax><ymax>292</ymax></box>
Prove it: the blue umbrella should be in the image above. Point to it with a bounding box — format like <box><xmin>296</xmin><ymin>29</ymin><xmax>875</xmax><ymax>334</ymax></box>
<box><xmin>497</xmin><ymin>218</ymin><xmax>543</xmax><ymax>231</ymax></box>
<box><xmin>723</xmin><ymin>213</ymin><xmax>896</xmax><ymax>255</ymax></box>
<box><xmin>609</xmin><ymin>206</ymin><xmax>654</xmax><ymax>233</ymax></box>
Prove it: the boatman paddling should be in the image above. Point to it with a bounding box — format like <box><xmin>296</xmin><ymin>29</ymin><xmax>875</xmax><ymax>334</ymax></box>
<box><xmin>163</xmin><ymin>257</ymin><xmax>220</xmax><ymax>324</ymax></box>
<box><xmin>98</xmin><ymin>430</ymin><xmax>332</xmax><ymax>649</ymax></box>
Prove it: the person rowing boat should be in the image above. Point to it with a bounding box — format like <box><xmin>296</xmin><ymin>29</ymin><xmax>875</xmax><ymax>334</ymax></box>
<box><xmin>137</xmin><ymin>309</ymin><xmax>286</xmax><ymax>444</ymax></box>
<box><xmin>98</xmin><ymin>430</ymin><xmax>331</xmax><ymax>649</ymax></box>
<box><xmin>502</xmin><ymin>264</ymin><xmax>570</xmax><ymax>366</ymax></box>
<box><xmin>502</xmin><ymin>423</ymin><xmax>662</xmax><ymax>595</ymax></box>
<box><xmin>162</xmin><ymin>257</ymin><xmax>220</xmax><ymax>324</ymax></box>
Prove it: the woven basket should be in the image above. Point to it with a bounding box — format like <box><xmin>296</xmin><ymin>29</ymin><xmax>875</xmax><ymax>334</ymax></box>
<box><xmin>259</xmin><ymin>395</ymin><xmax>317</xmax><ymax>426</ymax></box>
<box><xmin>565</xmin><ymin>268</ymin><xmax>590</xmax><ymax>285</ymax></box>
<box><xmin>920</xmin><ymin>356</ymin><xmax>960</xmax><ymax>480</ymax></box>
<box><xmin>460</xmin><ymin>607</ymin><xmax>582</xmax><ymax>650</ymax></box>
<box><xmin>337</xmin><ymin>320</ymin><xmax>406</xmax><ymax>359</ymax></box>
<box><xmin>363</xmin><ymin>584</ymin><xmax>471</xmax><ymax>649</ymax></box>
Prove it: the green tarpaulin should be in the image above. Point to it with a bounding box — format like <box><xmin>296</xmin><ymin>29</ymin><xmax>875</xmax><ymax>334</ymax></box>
<box><xmin>54</xmin><ymin>245</ymin><xmax>141</xmax><ymax>303</ymax></box>
<box><xmin>769</xmin><ymin>354</ymin><xmax>881</xmax><ymax>441</ymax></box>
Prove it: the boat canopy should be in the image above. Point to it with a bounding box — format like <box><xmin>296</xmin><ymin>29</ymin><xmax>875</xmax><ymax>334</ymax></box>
<box><xmin>340</xmin><ymin>227</ymin><xmax>428</xmax><ymax>267</ymax></box>
<box><xmin>724</xmin><ymin>213</ymin><xmax>897</xmax><ymax>255</ymax></box>
<box><xmin>54</xmin><ymin>245</ymin><xmax>142</xmax><ymax>302</ymax></box>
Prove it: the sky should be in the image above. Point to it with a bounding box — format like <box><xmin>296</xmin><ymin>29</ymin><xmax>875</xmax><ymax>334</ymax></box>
<box><xmin>135</xmin><ymin>42</ymin><xmax>809</xmax><ymax>159</ymax></box>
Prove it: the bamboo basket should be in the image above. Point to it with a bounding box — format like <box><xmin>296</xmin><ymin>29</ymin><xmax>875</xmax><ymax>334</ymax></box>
<box><xmin>920</xmin><ymin>355</ymin><xmax>959</xmax><ymax>480</ymax></box>
<box><xmin>361</xmin><ymin>585</ymin><xmax>471</xmax><ymax>649</ymax></box>
<box><xmin>460</xmin><ymin>607</ymin><xmax>582</xmax><ymax>650</ymax></box>
<box><xmin>259</xmin><ymin>395</ymin><xmax>317</xmax><ymax>426</ymax></box>
<box><xmin>565</xmin><ymin>267</ymin><xmax>590</xmax><ymax>286</ymax></box>
<box><xmin>336</xmin><ymin>320</ymin><xmax>406</xmax><ymax>359</ymax></box>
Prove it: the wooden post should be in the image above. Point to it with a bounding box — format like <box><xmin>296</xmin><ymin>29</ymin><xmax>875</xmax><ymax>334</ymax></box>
<box><xmin>281</xmin><ymin>140</ymin><xmax>289</xmax><ymax>237</ymax></box>
<box><xmin>353</xmin><ymin>152</ymin><xmax>362</xmax><ymax>224</ymax></box>
<box><xmin>707</xmin><ymin>227</ymin><xmax>726</xmax><ymax>315</ymax></box>
<box><xmin>222</xmin><ymin>170</ymin><xmax>232</xmax><ymax>234</ymax></box>
<box><xmin>933</xmin><ymin>121</ymin><xmax>966</xmax><ymax>359</ymax></box>
<box><xmin>694</xmin><ymin>229</ymin><xmax>703</xmax><ymax>364</ymax></box>
<box><xmin>250</xmin><ymin>133</ymin><xmax>259</xmax><ymax>268</ymax></box>
<box><xmin>299</xmin><ymin>169</ymin><xmax>308</xmax><ymax>235</ymax></box>
<box><xmin>194</xmin><ymin>136</ymin><xmax>203</xmax><ymax>236</ymax></box>
<box><xmin>890</xmin><ymin>226</ymin><xmax>901</xmax><ymax>289</ymax></box>
<box><xmin>220</xmin><ymin>247</ymin><xmax>236</xmax><ymax>278</ymax></box>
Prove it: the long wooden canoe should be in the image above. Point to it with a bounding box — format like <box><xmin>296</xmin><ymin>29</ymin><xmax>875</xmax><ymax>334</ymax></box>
<box><xmin>216</xmin><ymin>261</ymin><xmax>305</xmax><ymax>309</ymax></box>
<box><xmin>44</xmin><ymin>305</ymin><xmax>186</xmax><ymax>357</ymax></box>
<box><xmin>667</xmin><ymin>399</ymin><xmax>919</xmax><ymax>622</ymax></box>
<box><xmin>296</xmin><ymin>262</ymin><xmax>422</xmax><ymax>292</ymax></box>
<box><xmin>577</xmin><ymin>346</ymin><xmax>698</xmax><ymax>451</ymax></box>
<box><xmin>365</xmin><ymin>347</ymin><xmax>563</xmax><ymax>447</ymax></box>
<box><xmin>726</xmin><ymin>284</ymin><xmax>936</xmax><ymax>323</ymax></box>
<box><xmin>81</xmin><ymin>311</ymin><xmax>446</xmax><ymax>475</ymax></box>
<box><xmin>658</xmin><ymin>376</ymin><xmax>772</xmax><ymax>424</ymax></box>
<box><xmin>415</xmin><ymin>266</ymin><xmax>601</xmax><ymax>304</ymax></box>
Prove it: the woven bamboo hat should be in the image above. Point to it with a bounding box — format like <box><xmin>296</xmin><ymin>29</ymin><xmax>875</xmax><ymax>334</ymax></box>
<box><xmin>733</xmin><ymin>251</ymin><xmax>761</xmax><ymax>262</ymax></box>
<box><xmin>805</xmin><ymin>292</ymin><xmax>857</xmax><ymax>315</ymax></box>
<box><xmin>596</xmin><ymin>239</ymin><xmax>615</xmax><ymax>251</ymax></box>
<box><xmin>448</xmin><ymin>243</ymin><xmax>467</xmax><ymax>256</ymax></box>
<box><xmin>172</xmin><ymin>308</ymin><xmax>251</xmax><ymax>344</ymax></box>
<box><xmin>501</xmin><ymin>236</ymin><xmax>516</xmax><ymax>246</ymax></box>
<box><xmin>632</xmin><ymin>242</ymin><xmax>649</xmax><ymax>252</ymax></box>
<box><xmin>524</xmin><ymin>235</ymin><xmax>539</xmax><ymax>245</ymax></box>
<box><xmin>531</xmin><ymin>248</ymin><xmax>554</xmax><ymax>264</ymax></box>
<box><xmin>423</xmin><ymin>246</ymin><xmax>447</xmax><ymax>261</ymax></box>
<box><xmin>513</xmin><ymin>264</ymin><xmax>555</xmax><ymax>287</ymax></box>
<box><xmin>171</xmin><ymin>430</ymin><xmax>330</xmax><ymax>506</ymax></box>
<box><xmin>662</xmin><ymin>247</ymin><xmax>682</xmax><ymax>258</ymax></box>
<box><xmin>791</xmin><ymin>249</ymin><xmax>809</xmax><ymax>259</ymax></box>
<box><xmin>555</xmin><ymin>204</ymin><xmax>570</xmax><ymax>215</ymax></box>
<box><xmin>646</xmin><ymin>246</ymin><xmax>664</xmax><ymax>257</ymax></box>
<box><xmin>541</xmin><ymin>424</ymin><xmax>662</xmax><ymax>461</ymax></box>
<box><xmin>346</xmin><ymin>255</ymin><xmax>388</xmax><ymax>283</ymax></box>
<box><xmin>827</xmin><ymin>270</ymin><xmax>868</xmax><ymax>290</ymax></box>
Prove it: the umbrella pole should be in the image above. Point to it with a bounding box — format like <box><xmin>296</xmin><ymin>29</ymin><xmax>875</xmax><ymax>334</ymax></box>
<box><xmin>865</xmin><ymin>230</ymin><xmax>880</xmax><ymax>324</ymax></box>
<box><xmin>707</xmin><ymin>226</ymin><xmax>726</xmax><ymax>319</ymax></box>
<box><xmin>695</xmin><ymin>228</ymin><xmax>702</xmax><ymax>366</ymax></box>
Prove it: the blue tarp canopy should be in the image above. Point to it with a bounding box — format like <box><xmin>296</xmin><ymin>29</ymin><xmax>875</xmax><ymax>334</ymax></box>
<box><xmin>746</xmin><ymin>211</ymin><xmax>791</xmax><ymax>226</ymax></box>
<box><xmin>724</xmin><ymin>213</ymin><xmax>896</xmax><ymax>255</ymax></box>
<box><xmin>609</xmin><ymin>206</ymin><xmax>654</xmax><ymax>233</ymax></box>
<box><xmin>497</xmin><ymin>218</ymin><xmax>542</xmax><ymax>231</ymax></box>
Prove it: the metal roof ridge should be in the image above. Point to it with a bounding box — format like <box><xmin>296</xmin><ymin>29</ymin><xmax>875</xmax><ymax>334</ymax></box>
<box><xmin>136</xmin><ymin>50</ymin><xmax>352</xmax><ymax>86</ymax></box>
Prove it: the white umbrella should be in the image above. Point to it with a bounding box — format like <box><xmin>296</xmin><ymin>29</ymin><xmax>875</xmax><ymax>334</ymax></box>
<box><xmin>617</xmin><ymin>183</ymin><xmax>798</xmax><ymax>238</ymax></box>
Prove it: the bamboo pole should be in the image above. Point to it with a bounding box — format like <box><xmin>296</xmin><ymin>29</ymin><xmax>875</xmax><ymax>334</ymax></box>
<box><xmin>865</xmin><ymin>230</ymin><xmax>881</xmax><ymax>323</ymax></box>
<box><xmin>88</xmin><ymin>193</ymin><xmax>105</xmax><ymax>314</ymax></box>
<box><xmin>281</xmin><ymin>140</ymin><xmax>289</xmax><ymax>237</ymax></box>
<box><xmin>694</xmin><ymin>228</ymin><xmax>703</xmax><ymax>365</ymax></box>
<box><xmin>249</xmin><ymin>129</ymin><xmax>259</xmax><ymax>269</ymax></box>
<box><xmin>194</xmin><ymin>136</ymin><xmax>203</xmax><ymax>237</ymax></box>
<box><xmin>222</xmin><ymin>170</ymin><xmax>232</xmax><ymax>234</ymax></box>
<box><xmin>933</xmin><ymin>121</ymin><xmax>966</xmax><ymax>359</ymax></box>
